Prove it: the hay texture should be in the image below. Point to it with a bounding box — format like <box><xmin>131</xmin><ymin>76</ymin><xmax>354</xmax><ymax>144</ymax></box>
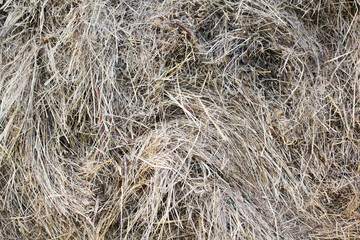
<box><xmin>1</xmin><ymin>0</ymin><xmax>360</xmax><ymax>239</ymax></box>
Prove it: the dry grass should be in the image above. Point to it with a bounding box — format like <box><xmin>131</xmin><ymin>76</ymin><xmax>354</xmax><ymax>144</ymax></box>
<box><xmin>1</xmin><ymin>0</ymin><xmax>360</xmax><ymax>239</ymax></box>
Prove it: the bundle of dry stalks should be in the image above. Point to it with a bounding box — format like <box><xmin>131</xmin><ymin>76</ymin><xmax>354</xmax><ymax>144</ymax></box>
<box><xmin>1</xmin><ymin>0</ymin><xmax>360</xmax><ymax>239</ymax></box>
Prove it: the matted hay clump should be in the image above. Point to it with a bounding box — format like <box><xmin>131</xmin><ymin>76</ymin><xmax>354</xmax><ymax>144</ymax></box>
<box><xmin>1</xmin><ymin>0</ymin><xmax>360</xmax><ymax>239</ymax></box>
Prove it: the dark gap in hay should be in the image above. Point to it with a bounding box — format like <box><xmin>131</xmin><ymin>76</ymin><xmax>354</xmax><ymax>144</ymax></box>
<box><xmin>196</xmin><ymin>8</ymin><xmax>227</xmax><ymax>42</ymax></box>
<box><xmin>319</xmin><ymin>180</ymin><xmax>358</xmax><ymax>214</ymax></box>
<box><xmin>0</xmin><ymin>8</ymin><xmax>8</xmax><ymax>29</ymax></box>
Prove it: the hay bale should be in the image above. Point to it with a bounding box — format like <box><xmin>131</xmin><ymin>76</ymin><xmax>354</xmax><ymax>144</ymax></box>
<box><xmin>1</xmin><ymin>0</ymin><xmax>359</xmax><ymax>239</ymax></box>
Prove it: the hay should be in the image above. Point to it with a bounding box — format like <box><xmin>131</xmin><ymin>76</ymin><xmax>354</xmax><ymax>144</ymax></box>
<box><xmin>1</xmin><ymin>0</ymin><xmax>359</xmax><ymax>239</ymax></box>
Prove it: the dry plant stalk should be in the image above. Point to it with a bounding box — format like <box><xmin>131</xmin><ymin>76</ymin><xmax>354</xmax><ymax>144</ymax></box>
<box><xmin>0</xmin><ymin>0</ymin><xmax>359</xmax><ymax>239</ymax></box>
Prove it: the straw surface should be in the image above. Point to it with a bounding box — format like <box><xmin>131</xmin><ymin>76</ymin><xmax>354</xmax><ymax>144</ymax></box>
<box><xmin>1</xmin><ymin>0</ymin><xmax>359</xmax><ymax>239</ymax></box>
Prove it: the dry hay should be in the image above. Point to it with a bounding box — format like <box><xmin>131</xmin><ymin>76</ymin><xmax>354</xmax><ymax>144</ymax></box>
<box><xmin>1</xmin><ymin>0</ymin><xmax>360</xmax><ymax>239</ymax></box>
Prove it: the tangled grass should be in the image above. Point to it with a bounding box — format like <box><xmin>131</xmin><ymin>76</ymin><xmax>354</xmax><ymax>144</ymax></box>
<box><xmin>1</xmin><ymin>0</ymin><xmax>360</xmax><ymax>239</ymax></box>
